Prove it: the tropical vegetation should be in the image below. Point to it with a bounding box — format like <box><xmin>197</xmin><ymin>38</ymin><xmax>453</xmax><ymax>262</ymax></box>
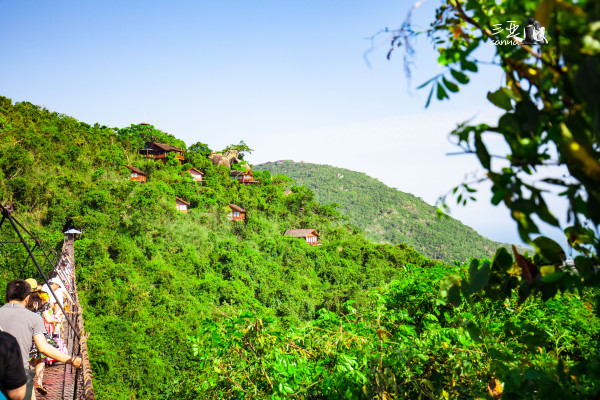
<box><xmin>255</xmin><ymin>161</ymin><xmax>519</xmax><ymax>263</ymax></box>
<box><xmin>0</xmin><ymin>0</ymin><xmax>599</xmax><ymax>397</ymax></box>
<box><xmin>1</xmin><ymin>94</ymin><xmax>598</xmax><ymax>399</ymax></box>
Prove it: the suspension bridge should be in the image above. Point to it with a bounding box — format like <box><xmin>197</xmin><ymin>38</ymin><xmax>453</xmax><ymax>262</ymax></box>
<box><xmin>0</xmin><ymin>204</ymin><xmax>95</xmax><ymax>400</ymax></box>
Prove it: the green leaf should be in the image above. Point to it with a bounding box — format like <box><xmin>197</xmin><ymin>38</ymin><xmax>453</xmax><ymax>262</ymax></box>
<box><xmin>460</xmin><ymin>60</ymin><xmax>478</xmax><ymax>72</ymax></box>
<box><xmin>450</xmin><ymin>69</ymin><xmax>469</xmax><ymax>84</ymax></box>
<box><xmin>542</xmin><ymin>271</ymin><xmax>566</xmax><ymax>283</ymax></box>
<box><xmin>491</xmin><ymin>185</ymin><xmax>507</xmax><ymax>205</ymax></box>
<box><xmin>469</xmin><ymin>259</ymin><xmax>479</xmax><ymax>277</ymax></box>
<box><xmin>442</xmin><ymin>76</ymin><xmax>460</xmax><ymax>93</ymax></box>
<box><xmin>487</xmin><ymin>88</ymin><xmax>513</xmax><ymax>111</ymax></box>
<box><xmin>537</xmin><ymin>207</ymin><xmax>560</xmax><ymax>227</ymax></box>
<box><xmin>469</xmin><ymin>262</ymin><xmax>490</xmax><ymax>294</ymax></box>
<box><xmin>533</xmin><ymin>236</ymin><xmax>566</xmax><ymax>265</ymax></box>
<box><xmin>283</xmin><ymin>384</ymin><xmax>294</xmax><ymax>394</ymax></box>
<box><xmin>436</xmin><ymin>82</ymin><xmax>449</xmax><ymax>100</ymax></box>
<box><xmin>474</xmin><ymin>133</ymin><xmax>491</xmax><ymax>169</ymax></box>
<box><xmin>462</xmin><ymin>319</ymin><xmax>482</xmax><ymax>342</ymax></box>
<box><xmin>436</xmin><ymin>207</ymin><xmax>449</xmax><ymax>220</ymax></box>
<box><xmin>425</xmin><ymin>85</ymin><xmax>434</xmax><ymax>108</ymax></box>
<box><xmin>448</xmin><ymin>283</ymin><xmax>461</xmax><ymax>307</ymax></box>
<box><xmin>493</xmin><ymin>247</ymin><xmax>513</xmax><ymax>272</ymax></box>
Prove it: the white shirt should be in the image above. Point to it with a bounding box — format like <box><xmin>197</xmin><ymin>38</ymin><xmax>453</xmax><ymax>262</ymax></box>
<box><xmin>42</xmin><ymin>283</ymin><xmax>64</xmax><ymax>306</ymax></box>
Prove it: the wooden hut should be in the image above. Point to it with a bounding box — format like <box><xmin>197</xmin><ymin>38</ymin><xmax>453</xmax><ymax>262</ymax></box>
<box><xmin>284</xmin><ymin>229</ymin><xmax>320</xmax><ymax>246</ymax></box>
<box><xmin>227</xmin><ymin>204</ymin><xmax>246</xmax><ymax>221</ymax></box>
<box><xmin>230</xmin><ymin>169</ymin><xmax>255</xmax><ymax>184</ymax></box>
<box><xmin>140</xmin><ymin>142</ymin><xmax>185</xmax><ymax>164</ymax></box>
<box><xmin>175</xmin><ymin>197</ymin><xmax>190</xmax><ymax>212</ymax></box>
<box><xmin>186</xmin><ymin>167</ymin><xmax>204</xmax><ymax>182</ymax></box>
<box><xmin>283</xmin><ymin>190</ymin><xmax>292</xmax><ymax>196</ymax></box>
<box><xmin>125</xmin><ymin>165</ymin><xmax>147</xmax><ymax>182</ymax></box>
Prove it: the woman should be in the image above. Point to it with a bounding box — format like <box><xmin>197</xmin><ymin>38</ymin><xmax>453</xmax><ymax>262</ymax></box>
<box><xmin>533</xmin><ymin>20</ymin><xmax>547</xmax><ymax>44</ymax></box>
<box><xmin>26</xmin><ymin>288</ymin><xmax>60</xmax><ymax>396</ymax></box>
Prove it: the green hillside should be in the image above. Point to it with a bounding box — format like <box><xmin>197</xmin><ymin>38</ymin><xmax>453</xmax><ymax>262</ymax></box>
<box><xmin>255</xmin><ymin>161</ymin><xmax>510</xmax><ymax>263</ymax></box>
<box><xmin>1</xmin><ymin>97</ymin><xmax>597</xmax><ymax>400</ymax></box>
<box><xmin>0</xmin><ymin>97</ymin><xmax>435</xmax><ymax>397</ymax></box>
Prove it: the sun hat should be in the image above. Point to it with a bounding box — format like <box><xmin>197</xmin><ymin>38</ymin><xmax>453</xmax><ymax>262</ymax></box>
<box><xmin>25</xmin><ymin>278</ymin><xmax>42</xmax><ymax>292</ymax></box>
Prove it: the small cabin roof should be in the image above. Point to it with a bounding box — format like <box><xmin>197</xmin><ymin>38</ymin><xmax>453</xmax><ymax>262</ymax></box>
<box><xmin>230</xmin><ymin>169</ymin><xmax>253</xmax><ymax>177</ymax></box>
<box><xmin>64</xmin><ymin>229</ymin><xmax>82</xmax><ymax>234</ymax></box>
<box><xmin>125</xmin><ymin>165</ymin><xmax>147</xmax><ymax>175</ymax></box>
<box><xmin>151</xmin><ymin>142</ymin><xmax>184</xmax><ymax>152</ymax></box>
<box><xmin>284</xmin><ymin>229</ymin><xmax>319</xmax><ymax>238</ymax></box>
<box><xmin>175</xmin><ymin>197</ymin><xmax>190</xmax><ymax>205</ymax></box>
<box><xmin>283</xmin><ymin>190</ymin><xmax>292</xmax><ymax>195</ymax></box>
<box><xmin>228</xmin><ymin>204</ymin><xmax>246</xmax><ymax>213</ymax></box>
<box><xmin>186</xmin><ymin>167</ymin><xmax>203</xmax><ymax>175</ymax></box>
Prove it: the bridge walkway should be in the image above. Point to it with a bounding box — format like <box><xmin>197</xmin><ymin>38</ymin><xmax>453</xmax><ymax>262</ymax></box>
<box><xmin>0</xmin><ymin>205</ymin><xmax>95</xmax><ymax>400</ymax></box>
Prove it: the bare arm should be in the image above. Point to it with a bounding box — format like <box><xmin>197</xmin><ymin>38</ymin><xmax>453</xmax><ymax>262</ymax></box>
<box><xmin>42</xmin><ymin>309</ymin><xmax>59</xmax><ymax>324</ymax></box>
<box><xmin>55</xmin><ymin>280</ymin><xmax>74</xmax><ymax>304</ymax></box>
<box><xmin>33</xmin><ymin>334</ymin><xmax>81</xmax><ymax>368</ymax></box>
<box><xmin>6</xmin><ymin>384</ymin><xmax>26</xmax><ymax>400</ymax></box>
<box><xmin>63</xmin><ymin>289</ymin><xmax>74</xmax><ymax>305</ymax></box>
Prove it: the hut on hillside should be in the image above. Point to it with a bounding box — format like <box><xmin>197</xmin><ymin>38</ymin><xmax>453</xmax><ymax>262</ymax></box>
<box><xmin>125</xmin><ymin>165</ymin><xmax>147</xmax><ymax>182</ymax></box>
<box><xmin>284</xmin><ymin>229</ymin><xmax>320</xmax><ymax>246</ymax></box>
<box><xmin>227</xmin><ymin>204</ymin><xmax>246</xmax><ymax>221</ymax></box>
<box><xmin>186</xmin><ymin>167</ymin><xmax>204</xmax><ymax>182</ymax></box>
<box><xmin>175</xmin><ymin>197</ymin><xmax>190</xmax><ymax>212</ymax></box>
<box><xmin>283</xmin><ymin>190</ymin><xmax>292</xmax><ymax>196</ymax></box>
<box><xmin>139</xmin><ymin>142</ymin><xmax>185</xmax><ymax>164</ymax></box>
<box><xmin>230</xmin><ymin>169</ymin><xmax>256</xmax><ymax>185</ymax></box>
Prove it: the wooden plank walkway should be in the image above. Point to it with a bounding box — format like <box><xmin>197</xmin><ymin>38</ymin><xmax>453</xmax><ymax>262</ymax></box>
<box><xmin>36</xmin><ymin>312</ymin><xmax>83</xmax><ymax>400</ymax></box>
<box><xmin>0</xmin><ymin>206</ymin><xmax>95</xmax><ymax>399</ymax></box>
<box><xmin>34</xmin><ymin>235</ymin><xmax>93</xmax><ymax>400</ymax></box>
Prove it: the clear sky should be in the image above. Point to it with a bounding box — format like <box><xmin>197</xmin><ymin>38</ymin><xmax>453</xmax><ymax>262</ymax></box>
<box><xmin>0</xmin><ymin>0</ymin><xmax>569</xmax><ymax>251</ymax></box>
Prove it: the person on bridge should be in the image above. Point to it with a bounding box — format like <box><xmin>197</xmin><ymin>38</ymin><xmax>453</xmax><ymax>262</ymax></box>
<box><xmin>25</xmin><ymin>285</ymin><xmax>61</xmax><ymax>396</ymax></box>
<box><xmin>0</xmin><ymin>331</ymin><xmax>27</xmax><ymax>400</ymax></box>
<box><xmin>0</xmin><ymin>280</ymin><xmax>82</xmax><ymax>400</ymax></box>
<box><xmin>41</xmin><ymin>271</ymin><xmax>73</xmax><ymax>309</ymax></box>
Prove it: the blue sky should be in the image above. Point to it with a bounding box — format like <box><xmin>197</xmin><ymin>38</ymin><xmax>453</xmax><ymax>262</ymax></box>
<box><xmin>0</xmin><ymin>1</ymin><xmax>569</xmax><ymax>250</ymax></box>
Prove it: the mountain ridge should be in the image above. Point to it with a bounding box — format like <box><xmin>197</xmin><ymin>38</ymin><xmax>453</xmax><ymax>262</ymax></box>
<box><xmin>255</xmin><ymin>160</ymin><xmax>516</xmax><ymax>262</ymax></box>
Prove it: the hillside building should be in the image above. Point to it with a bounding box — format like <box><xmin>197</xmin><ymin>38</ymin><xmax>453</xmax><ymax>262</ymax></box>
<box><xmin>125</xmin><ymin>165</ymin><xmax>147</xmax><ymax>182</ymax></box>
<box><xmin>139</xmin><ymin>142</ymin><xmax>185</xmax><ymax>164</ymax></box>
<box><xmin>230</xmin><ymin>169</ymin><xmax>256</xmax><ymax>184</ymax></box>
<box><xmin>284</xmin><ymin>229</ymin><xmax>320</xmax><ymax>246</ymax></box>
<box><xmin>227</xmin><ymin>204</ymin><xmax>246</xmax><ymax>221</ymax></box>
<box><xmin>186</xmin><ymin>167</ymin><xmax>204</xmax><ymax>182</ymax></box>
<box><xmin>175</xmin><ymin>197</ymin><xmax>190</xmax><ymax>212</ymax></box>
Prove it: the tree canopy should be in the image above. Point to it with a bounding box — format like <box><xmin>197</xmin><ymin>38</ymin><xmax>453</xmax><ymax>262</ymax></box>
<box><xmin>387</xmin><ymin>0</ymin><xmax>599</xmax><ymax>304</ymax></box>
<box><xmin>255</xmin><ymin>161</ymin><xmax>519</xmax><ymax>263</ymax></box>
<box><xmin>117</xmin><ymin>123</ymin><xmax>187</xmax><ymax>150</ymax></box>
<box><xmin>223</xmin><ymin>140</ymin><xmax>253</xmax><ymax>160</ymax></box>
<box><xmin>1</xmin><ymin>1</ymin><xmax>599</xmax><ymax>397</ymax></box>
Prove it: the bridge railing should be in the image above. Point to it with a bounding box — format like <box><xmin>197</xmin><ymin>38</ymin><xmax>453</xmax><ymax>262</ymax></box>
<box><xmin>0</xmin><ymin>204</ymin><xmax>96</xmax><ymax>399</ymax></box>
<box><xmin>59</xmin><ymin>236</ymin><xmax>96</xmax><ymax>400</ymax></box>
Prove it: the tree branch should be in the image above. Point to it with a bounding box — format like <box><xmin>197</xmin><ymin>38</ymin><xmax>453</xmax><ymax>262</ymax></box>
<box><xmin>449</xmin><ymin>0</ymin><xmax>562</xmax><ymax>74</ymax></box>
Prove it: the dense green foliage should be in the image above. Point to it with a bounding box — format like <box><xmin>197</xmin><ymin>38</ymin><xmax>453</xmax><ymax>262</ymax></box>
<box><xmin>0</xmin><ymin>97</ymin><xmax>437</xmax><ymax>398</ymax></box>
<box><xmin>387</xmin><ymin>0</ymin><xmax>600</xmax><ymax>306</ymax></box>
<box><xmin>192</xmin><ymin>261</ymin><xmax>599</xmax><ymax>399</ymax></box>
<box><xmin>0</xmin><ymin>0</ymin><xmax>595</xmax><ymax>397</ymax></box>
<box><xmin>1</xmin><ymin>96</ymin><xmax>598</xmax><ymax>399</ymax></box>
<box><xmin>255</xmin><ymin>161</ymin><xmax>513</xmax><ymax>263</ymax></box>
